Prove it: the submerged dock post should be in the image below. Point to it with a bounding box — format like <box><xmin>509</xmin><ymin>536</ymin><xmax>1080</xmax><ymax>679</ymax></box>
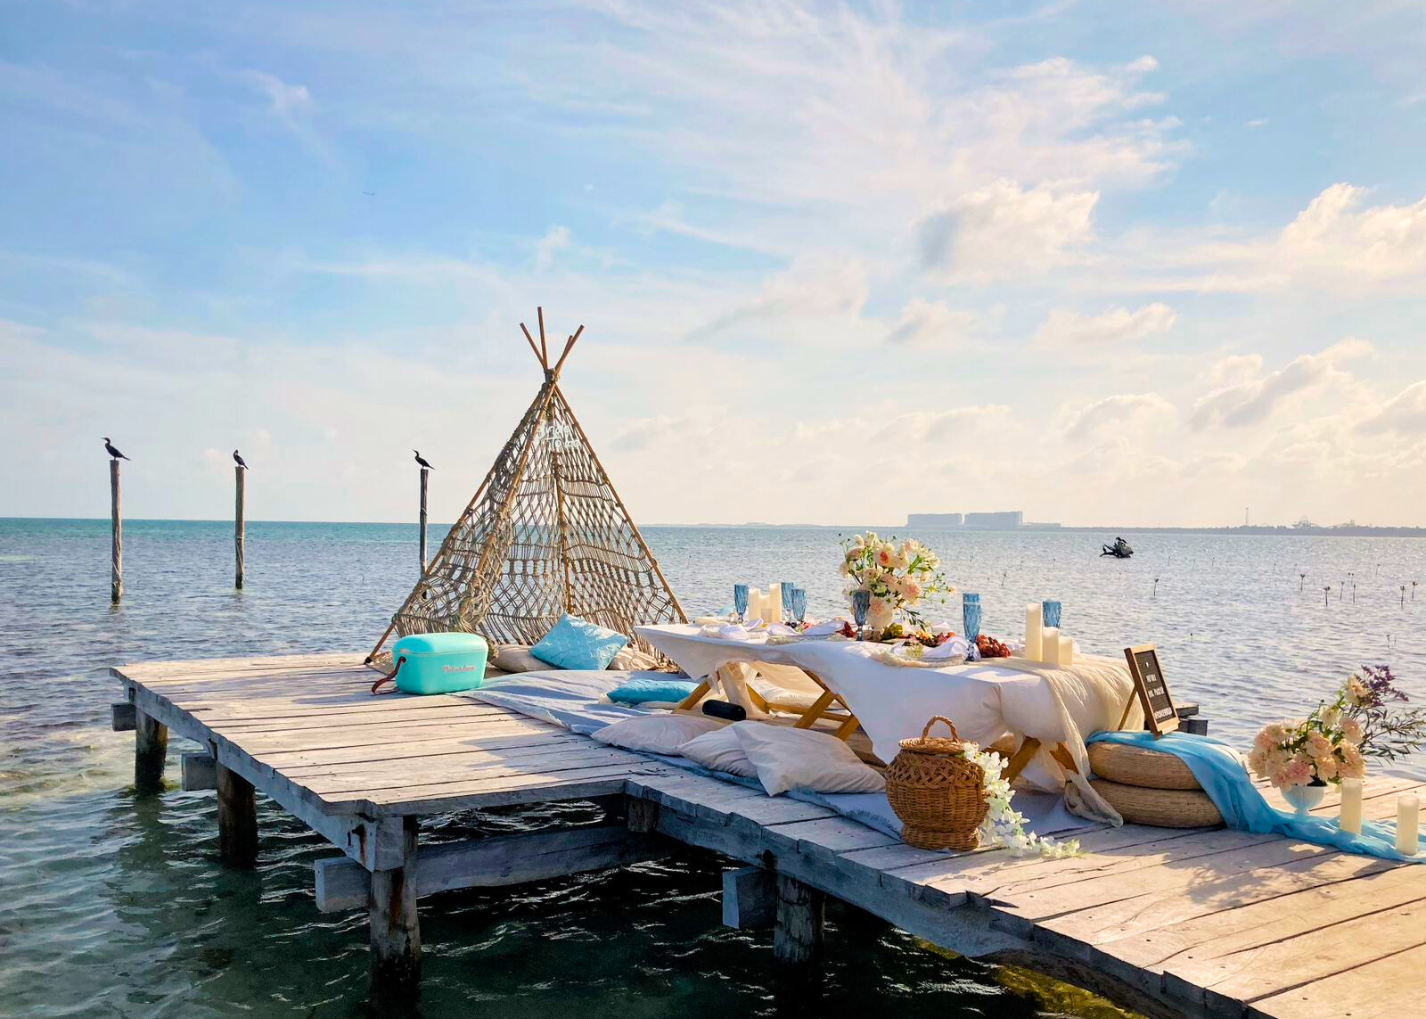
<box><xmin>235</xmin><ymin>464</ymin><xmax>246</xmax><ymax>589</ymax></box>
<box><xmin>369</xmin><ymin>817</ymin><xmax>421</xmax><ymax>1011</ymax></box>
<box><xmin>772</xmin><ymin>874</ymin><xmax>824</xmax><ymax>981</ymax></box>
<box><xmin>216</xmin><ymin>764</ymin><xmax>258</xmax><ymax>867</ymax></box>
<box><xmin>134</xmin><ymin>709</ymin><xmax>168</xmax><ymax>794</ymax></box>
<box><xmin>111</xmin><ymin>459</ymin><xmax>123</xmax><ymax>602</ymax></box>
<box><xmin>418</xmin><ymin>467</ymin><xmax>429</xmax><ymax>570</ymax></box>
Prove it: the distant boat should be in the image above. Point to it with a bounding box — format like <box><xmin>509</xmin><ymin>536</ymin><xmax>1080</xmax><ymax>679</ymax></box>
<box><xmin>1101</xmin><ymin>536</ymin><xmax>1134</xmax><ymax>558</ymax></box>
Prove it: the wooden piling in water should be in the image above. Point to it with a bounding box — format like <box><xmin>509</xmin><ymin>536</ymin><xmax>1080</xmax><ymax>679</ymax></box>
<box><xmin>235</xmin><ymin>464</ymin><xmax>246</xmax><ymax>589</ymax></box>
<box><xmin>217</xmin><ymin>763</ymin><xmax>258</xmax><ymax>868</ymax></box>
<box><xmin>418</xmin><ymin>467</ymin><xmax>429</xmax><ymax>570</ymax></box>
<box><xmin>110</xmin><ymin>459</ymin><xmax>123</xmax><ymax>603</ymax></box>
<box><xmin>369</xmin><ymin>817</ymin><xmax>421</xmax><ymax>1011</ymax></box>
<box><xmin>134</xmin><ymin>709</ymin><xmax>167</xmax><ymax>795</ymax></box>
<box><xmin>773</xmin><ymin>873</ymin><xmax>825</xmax><ymax>971</ymax></box>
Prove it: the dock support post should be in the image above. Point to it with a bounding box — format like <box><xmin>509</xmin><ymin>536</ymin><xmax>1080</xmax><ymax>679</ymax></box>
<box><xmin>418</xmin><ymin>467</ymin><xmax>429</xmax><ymax>570</ymax></box>
<box><xmin>216</xmin><ymin>764</ymin><xmax>258</xmax><ymax>868</ymax></box>
<box><xmin>773</xmin><ymin>874</ymin><xmax>824</xmax><ymax>974</ymax></box>
<box><xmin>110</xmin><ymin>459</ymin><xmax>123</xmax><ymax>603</ymax></box>
<box><xmin>234</xmin><ymin>464</ymin><xmax>245</xmax><ymax>589</ymax></box>
<box><xmin>134</xmin><ymin>709</ymin><xmax>167</xmax><ymax>794</ymax></box>
<box><xmin>369</xmin><ymin>817</ymin><xmax>421</xmax><ymax>1012</ymax></box>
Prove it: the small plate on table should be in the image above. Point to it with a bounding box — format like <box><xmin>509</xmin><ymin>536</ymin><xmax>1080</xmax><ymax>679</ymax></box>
<box><xmin>875</xmin><ymin>644</ymin><xmax>965</xmax><ymax>668</ymax></box>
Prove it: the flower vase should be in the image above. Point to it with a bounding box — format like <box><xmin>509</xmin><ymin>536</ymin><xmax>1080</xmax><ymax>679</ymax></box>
<box><xmin>866</xmin><ymin>598</ymin><xmax>896</xmax><ymax>638</ymax></box>
<box><xmin>1282</xmin><ymin>780</ymin><xmax>1326</xmax><ymax>816</ymax></box>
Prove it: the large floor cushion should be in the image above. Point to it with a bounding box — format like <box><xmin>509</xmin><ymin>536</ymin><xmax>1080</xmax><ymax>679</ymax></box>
<box><xmin>1088</xmin><ymin>741</ymin><xmax>1201</xmax><ymax>791</ymax></box>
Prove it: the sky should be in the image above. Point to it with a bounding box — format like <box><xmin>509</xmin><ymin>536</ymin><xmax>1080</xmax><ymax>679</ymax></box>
<box><xmin>3</xmin><ymin>0</ymin><xmax>1425</xmax><ymax>528</ymax></box>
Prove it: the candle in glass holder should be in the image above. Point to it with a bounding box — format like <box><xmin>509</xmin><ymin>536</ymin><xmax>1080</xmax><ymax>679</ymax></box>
<box><xmin>1041</xmin><ymin>627</ymin><xmax>1061</xmax><ymax>666</ymax></box>
<box><xmin>1397</xmin><ymin>794</ymin><xmax>1420</xmax><ymax>855</ymax></box>
<box><xmin>1058</xmin><ymin>635</ymin><xmax>1074</xmax><ymax>668</ymax></box>
<box><xmin>1024</xmin><ymin>603</ymin><xmax>1044</xmax><ymax>660</ymax></box>
<box><xmin>1339</xmin><ymin>778</ymin><xmax>1363</xmax><ymax>835</ymax></box>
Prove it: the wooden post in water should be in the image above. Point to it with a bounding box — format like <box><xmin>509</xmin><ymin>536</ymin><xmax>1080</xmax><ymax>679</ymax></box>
<box><xmin>134</xmin><ymin>709</ymin><xmax>168</xmax><ymax>794</ymax></box>
<box><xmin>235</xmin><ymin>464</ymin><xmax>246</xmax><ymax>589</ymax></box>
<box><xmin>369</xmin><ymin>817</ymin><xmax>421</xmax><ymax>1012</ymax></box>
<box><xmin>772</xmin><ymin>873</ymin><xmax>825</xmax><ymax>977</ymax></box>
<box><xmin>110</xmin><ymin>459</ymin><xmax>123</xmax><ymax>603</ymax></box>
<box><xmin>418</xmin><ymin>467</ymin><xmax>429</xmax><ymax>570</ymax></box>
<box><xmin>216</xmin><ymin>764</ymin><xmax>258</xmax><ymax>867</ymax></box>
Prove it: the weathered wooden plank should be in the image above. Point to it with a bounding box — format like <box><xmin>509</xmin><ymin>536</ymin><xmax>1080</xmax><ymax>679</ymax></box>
<box><xmin>211</xmin><ymin>703</ymin><xmax>505</xmax><ymax>732</ymax></box>
<box><xmin>296</xmin><ymin>745</ymin><xmax>651</xmax><ymax>796</ymax></box>
<box><xmin>1162</xmin><ymin>881</ymin><xmax>1426</xmax><ymax>1014</ymax></box>
<box><xmin>1248</xmin><ymin>941</ymin><xmax>1426</xmax><ymax>1019</ymax></box>
<box><xmin>254</xmin><ymin>729</ymin><xmax>585</xmax><ymax>769</ymax></box>
<box><xmin>315</xmin><ymin>826</ymin><xmax>663</xmax><ymax>912</ymax></box>
<box><xmin>235</xmin><ymin>718</ymin><xmax>554</xmax><ymax>755</ymax></box>
<box><xmin>180</xmin><ymin>751</ymin><xmax>217</xmax><ymax>791</ymax></box>
<box><xmin>325</xmin><ymin>762</ymin><xmax>669</xmax><ymax>814</ymax></box>
<box><xmin>111</xmin><ymin>701</ymin><xmax>137</xmax><ymax>731</ymax></box>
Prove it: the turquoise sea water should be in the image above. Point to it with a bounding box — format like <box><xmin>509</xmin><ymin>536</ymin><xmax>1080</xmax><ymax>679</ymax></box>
<box><xmin>3</xmin><ymin>517</ymin><xmax>1424</xmax><ymax>1018</ymax></box>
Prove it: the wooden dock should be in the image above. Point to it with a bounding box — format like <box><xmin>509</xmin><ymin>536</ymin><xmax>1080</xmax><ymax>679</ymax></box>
<box><xmin>113</xmin><ymin>652</ymin><xmax>1426</xmax><ymax>1018</ymax></box>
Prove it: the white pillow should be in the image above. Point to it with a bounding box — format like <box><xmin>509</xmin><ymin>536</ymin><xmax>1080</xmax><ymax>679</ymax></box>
<box><xmin>732</xmin><ymin>722</ymin><xmax>886</xmax><ymax>796</ymax></box>
<box><xmin>590</xmin><ymin>714</ymin><xmax>724</xmax><ymax>755</ymax></box>
<box><xmin>679</xmin><ymin>726</ymin><xmax>758</xmax><ymax>778</ymax></box>
<box><xmin>492</xmin><ymin>644</ymin><xmax>550</xmax><ymax>673</ymax></box>
<box><xmin>608</xmin><ymin>646</ymin><xmax>662</xmax><ymax>671</ymax></box>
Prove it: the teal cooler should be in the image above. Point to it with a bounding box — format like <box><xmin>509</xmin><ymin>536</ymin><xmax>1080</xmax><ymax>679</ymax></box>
<box><xmin>389</xmin><ymin>633</ymin><xmax>489</xmax><ymax>694</ymax></box>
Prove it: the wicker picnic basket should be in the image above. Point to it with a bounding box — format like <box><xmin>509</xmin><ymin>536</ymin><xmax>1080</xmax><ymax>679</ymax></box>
<box><xmin>885</xmin><ymin>716</ymin><xmax>988</xmax><ymax>851</ymax></box>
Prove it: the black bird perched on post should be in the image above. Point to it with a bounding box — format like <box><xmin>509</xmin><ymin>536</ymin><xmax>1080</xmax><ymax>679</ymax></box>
<box><xmin>103</xmin><ymin>437</ymin><xmax>130</xmax><ymax>461</ymax></box>
<box><xmin>413</xmin><ymin>450</ymin><xmax>434</xmax><ymax>470</ymax></box>
<box><xmin>233</xmin><ymin>449</ymin><xmax>249</xmax><ymax>470</ymax></box>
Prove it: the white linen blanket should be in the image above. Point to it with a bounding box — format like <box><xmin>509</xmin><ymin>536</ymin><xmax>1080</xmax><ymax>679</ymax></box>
<box><xmin>636</xmin><ymin>624</ymin><xmax>1143</xmax><ymax>824</ymax></box>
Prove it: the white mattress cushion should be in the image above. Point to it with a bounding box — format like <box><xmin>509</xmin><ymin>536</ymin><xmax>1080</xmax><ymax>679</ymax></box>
<box><xmin>678</xmin><ymin>725</ymin><xmax>758</xmax><ymax>778</ymax></box>
<box><xmin>732</xmin><ymin>721</ymin><xmax>886</xmax><ymax>796</ymax></box>
<box><xmin>590</xmin><ymin>713</ymin><xmax>724</xmax><ymax>755</ymax></box>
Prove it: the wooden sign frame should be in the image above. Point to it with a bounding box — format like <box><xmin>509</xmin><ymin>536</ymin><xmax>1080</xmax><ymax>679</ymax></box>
<box><xmin>1120</xmin><ymin>643</ymin><xmax>1179</xmax><ymax>737</ymax></box>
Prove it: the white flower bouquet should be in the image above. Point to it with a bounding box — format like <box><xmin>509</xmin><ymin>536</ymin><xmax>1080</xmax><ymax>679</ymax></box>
<box><xmin>840</xmin><ymin>531</ymin><xmax>952</xmax><ymax>634</ymax></box>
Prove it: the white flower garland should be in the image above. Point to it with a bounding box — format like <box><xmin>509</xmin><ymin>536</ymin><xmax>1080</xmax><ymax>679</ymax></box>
<box><xmin>962</xmin><ymin>743</ymin><xmax>1081</xmax><ymax>859</ymax></box>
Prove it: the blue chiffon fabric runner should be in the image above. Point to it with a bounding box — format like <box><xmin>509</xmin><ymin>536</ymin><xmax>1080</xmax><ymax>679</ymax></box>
<box><xmin>1088</xmin><ymin>729</ymin><xmax>1424</xmax><ymax>864</ymax></box>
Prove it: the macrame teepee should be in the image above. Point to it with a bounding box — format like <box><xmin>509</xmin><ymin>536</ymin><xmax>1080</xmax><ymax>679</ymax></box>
<box><xmin>370</xmin><ymin>309</ymin><xmax>687</xmax><ymax>665</ymax></box>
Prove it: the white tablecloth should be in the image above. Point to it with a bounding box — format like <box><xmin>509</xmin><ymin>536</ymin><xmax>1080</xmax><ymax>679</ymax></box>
<box><xmin>636</xmin><ymin>623</ymin><xmax>1144</xmax><ymax>824</ymax></box>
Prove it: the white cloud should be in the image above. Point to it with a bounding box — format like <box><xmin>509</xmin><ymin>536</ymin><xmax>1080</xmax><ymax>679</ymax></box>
<box><xmin>1066</xmin><ymin>393</ymin><xmax>1176</xmax><ymax>438</ymax></box>
<box><xmin>685</xmin><ymin>255</ymin><xmax>870</xmax><ymax>343</ymax></box>
<box><xmin>241</xmin><ymin>70</ymin><xmax>314</xmax><ymax>127</ymax></box>
<box><xmin>1356</xmin><ymin>380</ymin><xmax>1426</xmax><ymax>435</ymax></box>
<box><xmin>884</xmin><ymin>299</ymin><xmax>997</xmax><ymax>347</ymax></box>
<box><xmin>917</xmin><ymin>180</ymin><xmax>1098</xmax><ymax>281</ymax></box>
<box><xmin>534</xmin><ymin>226</ymin><xmax>571</xmax><ymax>271</ymax></box>
<box><xmin>1190</xmin><ymin>338</ymin><xmax>1373</xmax><ymax>429</ymax></box>
<box><xmin>1034</xmin><ymin>302</ymin><xmax>1176</xmax><ymax>349</ymax></box>
<box><xmin>1275</xmin><ymin>183</ymin><xmax>1426</xmax><ymax>285</ymax></box>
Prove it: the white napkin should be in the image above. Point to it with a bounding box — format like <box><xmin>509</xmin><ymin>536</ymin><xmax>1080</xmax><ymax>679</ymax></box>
<box><xmin>921</xmin><ymin>635</ymin><xmax>970</xmax><ymax>660</ymax></box>
<box><xmin>802</xmin><ymin>618</ymin><xmax>845</xmax><ymax>636</ymax></box>
<box><xmin>767</xmin><ymin>623</ymin><xmax>799</xmax><ymax>638</ymax></box>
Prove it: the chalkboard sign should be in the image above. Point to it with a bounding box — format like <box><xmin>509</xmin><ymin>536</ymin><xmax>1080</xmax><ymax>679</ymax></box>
<box><xmin>1124</xmin><ymin>644</ymin><xmax>1179</xmax><ymax>737</ymax></box>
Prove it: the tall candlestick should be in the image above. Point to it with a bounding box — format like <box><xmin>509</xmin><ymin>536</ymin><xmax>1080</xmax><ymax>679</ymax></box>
<box><xmin>766</xmin><ymin>583</ymin><xmax>783</xmax><ymax>625</ymax></box>
<box><xmin>1397</xmin><ymin>794</ymin><xmax>1420</xmax><ymax>855</ymax></box>
<box><xmin>1339</xmin><ymin>778</ymin><xmax>1363</xmax><ymax>835</ymax></box>
<box><xmin>1040</xmin><ymin>627</ymin><xmax>1061</xmax><ymax>666</ymax></box>
<box><xmin>1024</xmin><ymin>603</ymin><xmax>1044</xmax><ymax>661</ymax></box>
<box><xmin>1058</xmin><ymin>635</ymin><xmax>1074</xmax><ymax>668</ymax></box>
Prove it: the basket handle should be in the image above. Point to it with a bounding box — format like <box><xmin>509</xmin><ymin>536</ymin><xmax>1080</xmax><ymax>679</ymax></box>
<box><xmin>921</xmin><ymin>715</ymin><xmax>961</xmax><ymax>741</ymax></box>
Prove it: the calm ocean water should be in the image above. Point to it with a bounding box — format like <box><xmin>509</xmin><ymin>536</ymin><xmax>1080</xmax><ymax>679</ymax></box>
<box><xmin>3</xmin><ymin>517</ymin><xmax>1424</xmax><ymax>1018</ymax></box>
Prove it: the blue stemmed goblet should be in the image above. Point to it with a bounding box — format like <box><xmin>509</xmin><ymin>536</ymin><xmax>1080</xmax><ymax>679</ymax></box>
<box><xmin>962</xmin><ymin>592</ymin><xmax>982</xmax><ymax>642</ymax></box>
<box><xmin>851</xmin><ymin>590</ymin><xmax>871</xmax><ymax>637</ymax></box>
<box><xmin>1042</xmin><ymin>600</ymin><xmax>1062</xmax><ymax>629</ymax></box>
<box><xmin>733</xmin><ymin>583</ymin><xmax>749</xmax><ymax>623</ymax></box>
<box><xmin>789</xmin><ymin>587</ymin><xmax>808</xmax><ymax>624</ymax></box>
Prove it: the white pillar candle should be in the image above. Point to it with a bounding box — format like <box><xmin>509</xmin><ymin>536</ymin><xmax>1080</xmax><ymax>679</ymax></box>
<box><xmin>1058</xmin><ymin>635</ymin><xmax>1074</xmax><ymax>668</ymax></box>
<box><xmin>747</xmin><ymin>588</ymin><xmax>763</xmax><ymax>623</ymax></box>
<box><xmin>766</xmin><ymin>583</ymin><xmax>783</xmax><ymax>624</ymax></box>
<box><xmin>1024</xmin><ymin>603</ymin><xmax>1043</xmax><ymax>660</ymax></box>
<box><xmin>1397</xmin><ymin>794</ymin><xmax>1420</xmax><ymax>855</ymax></box>
<box><xmin>1340</xmin><ymin>778</ymin><xmax>1363</xmax><ymax>835</ymax></box>
<box><xmin>1040</xmin><ymin>627</ymin><xmax>1061</xmax><ymax>666</ymax></box>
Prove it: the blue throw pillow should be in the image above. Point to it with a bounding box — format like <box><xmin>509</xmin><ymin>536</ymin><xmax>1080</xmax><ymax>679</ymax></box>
<box><xmin>531</xmin><ymin>614</ymin><xmax>630</xmax><ymax>671</ymax></box>
<box><xmin>607</xmin><ymin>676</ymin><xmax>699</xmax><ymax>706</ymax></box>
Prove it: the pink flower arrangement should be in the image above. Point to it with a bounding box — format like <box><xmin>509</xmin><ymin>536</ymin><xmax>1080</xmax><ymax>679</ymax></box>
<box><xmin>839</xmin><ymin>531</ymin><xmax>952</xmax><ymax>631</ymax></box>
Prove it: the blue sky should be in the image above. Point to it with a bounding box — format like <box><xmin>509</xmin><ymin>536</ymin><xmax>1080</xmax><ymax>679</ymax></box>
<box><xmin>3</xmin><ymin>1</ymin><xmax>1425</xmax><ymax>525</ymax></box>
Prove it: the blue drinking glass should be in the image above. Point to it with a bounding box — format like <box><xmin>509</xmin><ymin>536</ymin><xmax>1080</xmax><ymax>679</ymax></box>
<box><xmin>962</xmin><ymin>593</ymin><xmax>982</xmax><ymax>642</ymax></box>
<box><xmin>733</xmin><ymin>584</ymin><xmax>749</xmax><ymax>622</ymax></box>
<box><xmin>782</xmin><ymin>581</ymin><xmax>797</xmax><ymax>621</ymax></box>
<box><xmin>789</xmin><ymin>587</ymin><xmax>808</xmax><ymax>623</ymax></box>
<box><xmin>1042</xmin><ymin>600</ymin><xmax>1062</xmax><ymax>629</ymax></box>
<box><xmin>852</xmin><ymin>590</ymin><xmax>871</xmax><ymax>634</ymax></box>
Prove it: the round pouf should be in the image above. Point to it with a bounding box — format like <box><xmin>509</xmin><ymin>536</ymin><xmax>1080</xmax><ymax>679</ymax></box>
<box><xmin>1087</xmin><ymin>742</ymin><xmax>1201</xmax><ymax>791</ymax></box>
<box><xmin>1089</xmin><ymin>778</ymin><xmax>1223</xmax><ymax>828</ymax></box>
